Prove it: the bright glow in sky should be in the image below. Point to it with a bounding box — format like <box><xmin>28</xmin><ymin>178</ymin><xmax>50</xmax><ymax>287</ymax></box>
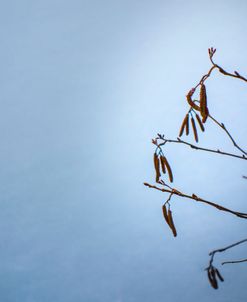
<box><xmin>0</xmin><ymin>0</ymin><xmax>246</xmax><ymax>301</ymax></box>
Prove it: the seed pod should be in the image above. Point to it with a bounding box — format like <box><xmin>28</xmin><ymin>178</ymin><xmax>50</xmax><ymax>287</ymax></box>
<box><xmin>179</xmin><ymin>114</ymin><xmax>189</xmax><ymax>137</ymax></box>
<box><xmin>160</xmin><ymin>156</ymin><xmax>166</xmax><ymax>174</ymax></box>
<box><xmin>191</xmin><ymin>116</ymin><xmax>198</xmax><ymax>142</ymax></box>
<box><xmin>185</xmin><ymin>114</ymin><xmax>189</xmax><ymax>135</ymax></box>
<box><xmin>215</xmin><ymin>269</ymin><xmax>224</xmax><ymax>282</ymax></box>
<box><xmin>195</xmin><ymin>113</ymin><xmax>205</xmax><ymax>132</ymax></box>
<box><xmin>153</xmin><ymin>153</ymin><xmax>161</xmax><ymax>183</ymax></box>
<box><xmin>162</xmin><ymin>204</ymin><xmax>170</xmax><ymax>225</ymax></box>
<box><xmin>168</xmin><ymin>209</ymin><xmax>177</xmax><ymax>237</ymax></box>
<box><xmin>162</xmin><ymin>156</ymin><xmax>173</xmax><ymax>183</ymax></box>
<box><xmin>199</xmin><ymin>84</ymin><xmax>209</xmax><ymax>123</ymax></box>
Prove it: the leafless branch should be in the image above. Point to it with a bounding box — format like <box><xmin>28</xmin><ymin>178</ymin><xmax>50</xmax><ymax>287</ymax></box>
<box><xmin>154</xmin><ymin>137</ymin><xmax>247</xmax><ymax>160</ymax></box>
<box><xmin>205</xmin><ymin>238</ymin><xmax>247</xmax><ymax>289</ymax></box>
<box><xmin>144</xmin><ymin>182</ymin><xmax>247</xmax><ymax>219</ymax></box>
<box><xmin>222</xmin><ymin>258</ymin><xmax>247</xmax><ymax>265</ymax></box>
<box><xmin>208</xmin><ymin>114</ymin><xmax>247</xmax><ymax>155</ymax></box>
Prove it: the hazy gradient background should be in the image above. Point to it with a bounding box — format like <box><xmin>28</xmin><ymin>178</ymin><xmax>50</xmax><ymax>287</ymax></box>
<box><xmin>0</xmin><ymin>0</ymin><xmax>246</xmax><ymax>301</ymax></box>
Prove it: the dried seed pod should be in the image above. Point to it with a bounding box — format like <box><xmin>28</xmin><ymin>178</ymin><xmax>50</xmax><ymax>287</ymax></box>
<box><xmin>160</xmin><ymin>156</ymin><xmax>166</xmax><ymax>174</ymax></box>
<box><xmin>162</xmin><ymin>204</ymin><xmax>170</xmax><ymax>225</ymax></box>
<box><xmin>168</xmin><ymin>209</ymin><xmax>177</xmax><ymax>237</ymax></box>
<box><xmin>195</xmin><ymin>113</ymin><xmax>205</xmax><ymax>132</ymax></box>
<box><xmin>179</xmin><ymin>114</ymin><xmax>189</xmax><ymax>137</ymax></box>
<box><xmin>215</xmin><ymin>269</ymin><xmax>224</xmax><ymax>282</ymax></box>
<box><xmin>153</xmin><ymin>153</ymin><xmax>161</xmax><ymax>182</ymax></box>
<box><xmin>185</xmin><ymin>113</ymin><xmax>189</xmax><ymax>135</ymax></box>
<box><xmin>191</xmin><ymin>116</ymin><xmax>198</xmax><ymax>142</ymax></box>
<box><xmin>199</xmin><ymin>84</ymin><xmax>209</xmax><ymax>123</ymax></box>
<box><xmin>162</xmin><ymin>156</ymin><xmax>173</xmax><ymax>183</ymax></box>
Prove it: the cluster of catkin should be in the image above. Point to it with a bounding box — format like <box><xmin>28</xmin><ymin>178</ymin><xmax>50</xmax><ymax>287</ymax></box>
<box><xmin>153</xmin><ymin>153</ymin><xmax>173</xmax><ymax>183</ymax></box>
<box><xmin>153</xmin><ymin>154</ymin><xmax>177</xmax><ymax>236</ymax></box>
<box><xmin>207</xmin><ymin>266</ymin><xmax>224</xmax><ymax>289</ymax></box>
<box><xmin>179</xmin><ymin>83</ymin><xmax>209</xmax><ymax>142</ymax></box>
<box><xmin>162</xmin><ymin>203</ymin><xmax>177</xmax><ymax>237</ymax></box>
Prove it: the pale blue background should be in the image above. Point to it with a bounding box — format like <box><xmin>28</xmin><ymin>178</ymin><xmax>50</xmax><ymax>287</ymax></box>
<box><xmin>0</xmin><ymin>0</ymin><xmax>246</xmax><ymax>301</ymax></box>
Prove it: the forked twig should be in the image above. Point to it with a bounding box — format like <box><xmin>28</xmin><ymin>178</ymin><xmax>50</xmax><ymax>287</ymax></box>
<box><xmin>205</xmin><ymin>238</ymin><xmax>247</xmax><ymax>289</ymax></box>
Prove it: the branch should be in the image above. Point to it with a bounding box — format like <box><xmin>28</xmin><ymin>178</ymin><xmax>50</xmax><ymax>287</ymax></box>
<box><xmin>222</xmin><ymin>258</ymin><xmax>247</xmax><ymax>265</ymax></box>
<box><xmin>205</xmin><ymin>238</ymin><xmax>247</xmax><ymax>289</ymax></box>
<box><xmin>154</xmin><ymin>137</ymin><xmax>247</xmax><ymax>160</ymax></box>
<box><xmin>208</xmin><ymin>47</ymin><xmax>247</xmax><ymax>83</ymax></box>
<box><xmin>184</xmin><ymin>48</ymin><xmax>247</xmax><ymax>156</ymax></box>
<box><xmin>209</xmin><ymin>238</ymin><xmax>247</xmax><ymax>259</ymax></box>
<box><xmin>209</xmin><ymin>114</ymin><xmax>247</xmax><ymax>155</ymax></box>
<box><xmin>143</xmin><ymin>182</ymin><xmax>247</xmax><ymax>219</ymax></box>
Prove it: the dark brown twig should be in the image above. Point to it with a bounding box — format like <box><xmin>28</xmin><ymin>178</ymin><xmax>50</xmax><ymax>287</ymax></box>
<box><xmin>186</xmin><ymin>48</ymin><xmax>247</xmax><ymax>156</ymax></box>
<box><xmin>209</xmin><ymin>114</ymin><xmax>247</xmax><ymax>155</ymax></box>
<box><xmin>209</xmin><ymin>48</ymin><xmax>247</xmax><ymax>83</ymax></box>
<box><xmin>205</xmin><ymin>238</ymin><xmax>247</xmax><ymax>289</ymax></box>
<box><xmin>143</xmin><ymin>183</ymin><xmax>247</xmax><ymax>219</ymax></box>
<box><xmin>207</xmin><ymin>238</ymin><xmax>247</xmax><ymax>268</ymax></box>
<box><xmin>222</xmin><ymin>258</ymin><xmax>247</xmax><ymax>265</ymax></box>
<box><xmin>154</xmin><ymin>137</ymin><xmax>247</xmax><ymax>160</ymax></box>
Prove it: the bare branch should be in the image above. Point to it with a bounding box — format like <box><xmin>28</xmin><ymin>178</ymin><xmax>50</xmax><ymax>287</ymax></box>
<box><xmin>209</xmin><ymin>114</ymin><xmax>247</xmax><ymax>155</ymax></box>
<box><xmin>222</xmin><ymin>258</ymin><xmax>247</xmax><ymax>265</ymax></box>
<box><xmin>155</xmin><ymin>137</ymin><xmax>247</xmax><ymax>160</ymax></box>
<box><xmin>205</xmin><ymin>238</ymin><xmax>247</xmax><ymax>289</ymax></box>
<box><xmin>144</xmin><ymin>183</ymin><xmax>247</xmax><ymax>219</ymax></box>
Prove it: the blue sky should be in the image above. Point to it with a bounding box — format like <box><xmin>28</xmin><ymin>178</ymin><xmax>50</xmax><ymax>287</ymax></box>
<box><xmin>0</xmin><ymin>0</ymin><xmax>246</xmax><ymax>301</ymax></box>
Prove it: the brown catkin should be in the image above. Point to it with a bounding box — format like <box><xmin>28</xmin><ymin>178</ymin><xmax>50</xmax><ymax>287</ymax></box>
<box><xmin>191</xmin><ymin>116</ymin><xmax>198</xmax><ymax>142</ymax></box>
<box><xmin>162</xmin><ymin>204</ymin><xmax>170</xmax><ymax>225</ymax></box>
<box><xmin>202</xmin><ymin>107</ymin><xmax>209</xmax><ymax>123</ymax></box>
<box><xmin>195</xmin><ymin>113</ymin><xmax>205</xmax><ymax>132</ymax></box>
<box><xmin>210</xmin><ymin>268</ymin><xmax>218</xmax><ymax>289</ymax></box>
<box><xmin>207</xmin><ymin>269</ymin><xmax>217</xmax><ymax>289</ymax></box>
<box><xmin>168</xmin><ymin>209</ymin><xmax>177</xmax><ymax>237</ymax></box>
<box><xmin>200</xmin><ymin>84</ymin><xmax>209</xmax><ymax>123</ymax></box>
<box><xmin>185</xmin><ymin>113</ymin><xmax>189</xmax><ymax>135</ymax></box>
<box><xmin>215</xmin><ymin>269</ymin><xmax>224</xmax><ymax>282</ymax></box>
<box><xmin>162</xmin><ymin>156</ymin><xmax>173</xmax><ymax>183</ymax></box>
<box><xmin>153</xmin><ymin>153</ymin><xmax>161</xmax><ymax>182</ymax></box>
<box><xmin>186</xmin><ymin>94</ymin><xmax>200</xmax><ymax>111</ymax></box>
<box><xmin>179</xmin><ymin>114</ymin><xmax>189</xmax><ymax>137</ymax></box>
<box><xmin>160</xmin><ymin>156</ymin><xmax>166</xmax><ymax>174</ymax></box>
<box><xmin>200</xmin><ymin>84</ymin><xmax>206</xmax><ymax>115</ymax></box>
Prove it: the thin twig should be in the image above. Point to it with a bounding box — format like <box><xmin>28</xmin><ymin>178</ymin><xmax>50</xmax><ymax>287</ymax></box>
<box><xmin>209</xmin><ymin>49</ymin><xmax>247</xmax><ymax>83</ymax></box>
<box><xmin>154</xmin><ymin>137</ymin><xmax>247</xmax><ymax>160</ymax></box>
<box><xmin>209</xmin><ymin>238</ymin><xmax>247</xmax><ymax>256</ymax></box>
<box><xmin>207</xmin><ymin>238</ymin><xmax>247</xmax><ymax>269</ymax></box>
<box><xmin>143</xmin><ymin>182</ymin><xmax>247</xmax><ymax>219</ymax></box>
<box><xmin>209</xmin><ymin>114</ymin><xmax>247</xmax><ymax>155</ymax></box>
<box><xmin>222</xmin><ymin>258</ymin><xmax>247</xmax><ymax>265</ymax></box>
